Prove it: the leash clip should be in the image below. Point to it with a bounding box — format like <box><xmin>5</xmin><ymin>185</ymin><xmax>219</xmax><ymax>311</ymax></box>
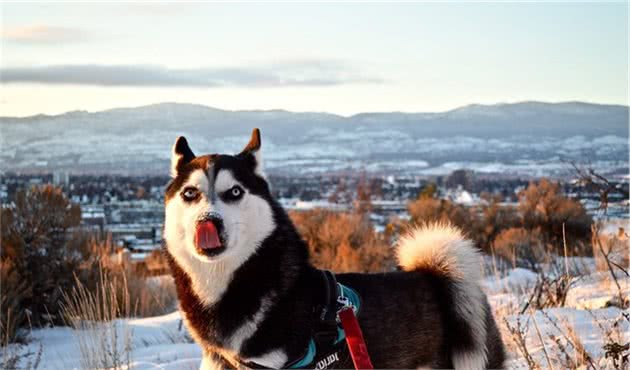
<box><xmin>336</xmin><ymin>283</ymin><xmax>357</xmax><ymax>322</ymax></box>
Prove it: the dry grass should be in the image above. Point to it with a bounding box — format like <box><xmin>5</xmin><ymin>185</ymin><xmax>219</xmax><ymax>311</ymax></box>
<box><xmin>503</xmin><ymin>316</ymin><xmax>542</xmax><ymax>369</ymax></box>
<box><xmin>58</xmin><ymin>254</ymin><xmax>177</xmax><ymax>370</ymax></box>
<box><xmin>1</xmin><ymin>342</ymin><xmax>42</xmax><ymax>370</ymax></box>
<box><xmin>60</xmin><ymin>268</ymin><xmax>132</xmax><ymax>370</ymax></box>
<box><xmin>125</xmin><ymin>273</ymin><xmax>177</xmax><ymax>318</ymax></box>
<box><xmin>492</xmin><ymin>265</ymin><xmax>628</xmax><ymax>370</ymax></box>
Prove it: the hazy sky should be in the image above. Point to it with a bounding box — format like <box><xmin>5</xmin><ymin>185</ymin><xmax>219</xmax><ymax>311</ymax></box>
<box><xmin>1</xmin><ymin>2</ymin><xmax>627</xmax><ymax>116</ymax></box>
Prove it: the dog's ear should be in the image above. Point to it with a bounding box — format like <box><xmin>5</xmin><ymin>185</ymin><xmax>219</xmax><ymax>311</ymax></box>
<box><xmin>240</xmin><ymin>128</ymin><xmax>264</xmax><ymax>177</ymax></box>
<box><xmin>171</xmin><ymin>136</ymin><xmax>195</xmax><ymax>178</ymax></box>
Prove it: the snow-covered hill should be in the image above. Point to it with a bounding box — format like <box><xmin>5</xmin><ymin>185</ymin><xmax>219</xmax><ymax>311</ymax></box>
<box><xmin>1</xmin><ymin>101</ymin><xmax>627</xmax><ymax>177</ymax></box>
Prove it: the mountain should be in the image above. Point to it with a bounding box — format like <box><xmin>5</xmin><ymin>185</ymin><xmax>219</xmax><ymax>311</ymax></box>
<box><xmin>1</xmin><ymin>101</ymin><xmax>627</xmax><ymax>177</ymax></box>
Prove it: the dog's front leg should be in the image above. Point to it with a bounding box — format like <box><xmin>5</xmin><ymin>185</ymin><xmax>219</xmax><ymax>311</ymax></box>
<box><xmin>200</xmin><ymin>352</ymin><xmax>237</xmax><ymax>370</ymax></box>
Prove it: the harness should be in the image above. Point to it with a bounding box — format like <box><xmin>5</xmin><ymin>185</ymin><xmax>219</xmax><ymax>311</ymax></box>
<box><xmin>239</xmin><ymin>271</ymin><xmax>373</xmax><ymax>370</ymax></box>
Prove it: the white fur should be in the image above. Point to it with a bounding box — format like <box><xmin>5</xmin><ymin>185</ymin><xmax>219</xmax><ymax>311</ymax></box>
<box><xmin>199</xmin><ymin>354</ymin><xmax>223</xmax><ymax>370</ymax></box>
<box><xmin>170</xmin><ymin>139</ymin><xmax>186</xmax><ymax>178</ymax></box>
<box><xmin>396</xmin><ymin>223</ymin><xmax>481</xmax><ymax>281</ymax></box>
<box><xmin>213</xmin><ymin>169</ymin><xmax>275</xmax><ymax>267</ymax></box>
<box><xmin>164</xmin><ymin>168</ymin><xmax>275</xmax><ymax>306</ymax></box>
<box><xmin>251</xmin><ymin>149</ymin><xmax>265</xmax><ymax>178</ymax></box>
<box><xmin>228</xmin><ymin>295</ymin><xmax>275</xmax><ymax>352</ymax></box>
<box><xmin>396</xmin><ymin>223</ymin><xmax>488</xmax><ymax>370</ymax></box>
<box><xmin>242</xmin><ymin>349</ymin><xmax>288</xmax><ymax>369</ymax></box>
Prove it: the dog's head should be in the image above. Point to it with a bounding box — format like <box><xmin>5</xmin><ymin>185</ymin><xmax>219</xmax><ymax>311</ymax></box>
<box><xmin>164</xmin><ymin>129</ymin><xmax>275</xmax><ymax>264</ymax></box>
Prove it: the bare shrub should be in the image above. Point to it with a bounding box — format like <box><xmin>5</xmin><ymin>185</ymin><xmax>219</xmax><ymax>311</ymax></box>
<box><xmin>592</xmin><ymin>224</ymin><xmax>629</xmax><ymax>273</ymax></box>
<box><xmin>540</xmin><ymin>311</ymin><xmax>596</xmax><ymax>369</ymax></box>
<box><xmin>503</xmin><ymin>317</ymin><xmax>541</xmax><ymax>369</ymax></box>
<box><xmin>0</xmin><ymin>260</ymin><xmax>31</xmax><ymax>346</ymax></box>
<box><xmin>521</xmin><ymin>273</ymin><xmax>575</xmax><ymax>312</ymax></box>
<box><xmin>518</xmin><ymin>179</ymin><xmax>592</xmax><ymax>256</ymax></box>
<box><xmin>473</xmin><ymin>193</ymin><xmax>520</xmax><ymax>251</ymax></box>
<box><xmin>589</xmin><ymin>310</ymin><xmax>630</xmax><ymax>369</ymax></box>
<box><xmin>1</xmin><ymin>185</ymin><xmax>82</xmax><ymax>328</ymax></box>
<box><xmin>407</xmin><ymin>196</ymin><xmax>473</xmax><ymax>233</ymax></box>
<box><xmin>290</xmin><ymin>209</ymin><xmax>392</xmax><ymax>272</ymax></box>
<box><xmin>493</xmin><ymin>227</ymin><xmax>547</xmax><ymax>271</ymax></box>
<box><xmin>60</xmin><ymin>267</ymin><xmax>132</xmax><ymax>370</ymax></box>
<box><xmin>591</xmin><ymin>222</ymin><xmax>629</xmax><ymax>309</ymax></box>
<box><xmin>407</xmin><ymin>179</ymin><xmax>592</xmax><ymax>257</ymax></box>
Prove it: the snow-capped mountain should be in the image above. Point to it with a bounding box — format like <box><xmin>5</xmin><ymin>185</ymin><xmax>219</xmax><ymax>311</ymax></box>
<box><xmin>1</xmin><ymin>101</ymin><xmax>627</xmax><ymax>177</ymax></box>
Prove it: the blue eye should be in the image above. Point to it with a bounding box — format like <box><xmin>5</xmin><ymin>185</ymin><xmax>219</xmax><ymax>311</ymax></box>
<box><xmin>181</xmin><ymin>187</ymin><xmax>200</xmax><ymax>201</ymax></box>
<box><xmin>231</xmin><ymin>187</ymin><xmax>241</xmax><ymax>197</ymax></box>
<box><xmin>222</xmin><ymin>185</ymin><xmax>244</xmax><ymax>202</ymax></box>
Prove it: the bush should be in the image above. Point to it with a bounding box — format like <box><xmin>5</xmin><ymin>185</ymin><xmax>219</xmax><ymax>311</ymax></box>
<box><xmin>493</xmin><ymin>227</ymin><xmax>547</xmax><ymax>270</ymax></box>
<box><xmin>406</xmin><ymin>178</ymin><xmax>593</xmax><ymax>260</ymax></box>
<box><xmin>0</xmin><ymin>261</ymin><xmax>31</xmax><ymax>346</ymax></box>
<box><xmin>407</xmin><ymin>196</ymin><xmax>473</xmax><ymax>232</ymax></box>
<box><xmin>473</xmin><ymin>193</ymin><xmax>520</xmax><ymax>250</ymax></box>
<box><xmin>290</xmin><ymin>210</ymin><xmax>393</xmax><ymax>272</ymax></box>
<box><xmin>518</xmin><ymin>179</ymin><xmax>592</xmax><ymax>254</ymax></box>
<box><xmin>1</xmin><ymin>185</ymin><xmax>82</xmax><ymax>328</ymax></box>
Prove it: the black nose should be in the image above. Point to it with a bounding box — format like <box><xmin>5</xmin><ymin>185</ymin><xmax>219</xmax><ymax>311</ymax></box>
<box><xmin>198</xmin><ymin>212</ymin><xmax>224</xmax><ymax>230</ymax></box>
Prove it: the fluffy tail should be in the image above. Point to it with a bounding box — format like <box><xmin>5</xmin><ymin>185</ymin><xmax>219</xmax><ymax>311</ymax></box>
<box><xmin>396</xmin><ymin>223</ymin><xmax>489</xmax><ymax>370</ymax></box>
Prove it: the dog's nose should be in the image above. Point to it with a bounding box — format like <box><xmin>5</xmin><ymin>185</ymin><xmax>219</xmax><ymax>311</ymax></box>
<box><xmin>198</xmin><ymin>211</ymin><xmax>223</xmax><ymax>224</ymax></box>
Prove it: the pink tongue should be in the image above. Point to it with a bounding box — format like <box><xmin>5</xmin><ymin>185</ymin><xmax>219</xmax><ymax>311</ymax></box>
<box><xmin>195</xmin><ymin>221</ymin><xmax>222</xmax><ymax>250</ymax></box>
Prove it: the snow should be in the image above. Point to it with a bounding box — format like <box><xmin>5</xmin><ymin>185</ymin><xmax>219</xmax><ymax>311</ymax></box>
<box><xmin>483</xmin><ymin>267</ymin><xmax>539</xmax><ymax>294</ymax></box>
<box><xmin>7</xmin><ymin>260</ymin><xmax>629</xmax><ymax>369</ymax></box>
<box><xmin>2</xmin><ymin>99</ymin><xmax>627</xmax><ymax>177</ymax></box>
<box><xmin>6</xmin><ymin>312</ymin><xmax>200</xmax><ymax>370</ymax></box>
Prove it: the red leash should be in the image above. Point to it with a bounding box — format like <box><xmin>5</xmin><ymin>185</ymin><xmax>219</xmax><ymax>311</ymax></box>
<box><xmin>338</xmin><ymin>307</ymin><xmax>374</xmax><ymax>370</ymax></box>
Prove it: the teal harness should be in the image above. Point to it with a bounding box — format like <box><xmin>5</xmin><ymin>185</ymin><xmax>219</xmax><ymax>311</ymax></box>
<box><xmin>289</xmin><ymin>283</ymin><xmax>361</xmax><ymax>369</ymax></box>
<box><xmin>238</xmin><ymin>271</ymin><xmax>361</xmax><ymax>370</ymax></box>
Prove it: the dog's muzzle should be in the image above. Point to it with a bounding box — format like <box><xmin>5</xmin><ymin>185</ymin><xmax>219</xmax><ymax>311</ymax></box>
<box><xmin>194</xmin><ymin>212</ymin><xmax>226</xmax><ymax>257</ymax></box>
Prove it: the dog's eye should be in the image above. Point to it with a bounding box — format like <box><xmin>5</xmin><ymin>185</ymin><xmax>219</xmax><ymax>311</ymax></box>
<box><xmin>181</xmin><ymin>187</ymin><xmax>200</xmax><ymax>201</ymax></box>
<box><xmin>221</xmin><ymin>185</ymin><xmax>244</xmax><ymax>202</ymax></box>
<box><xmin>231</xmin><ymin>187</ymin><xmax>241</xmax><ymax>197</ymax></box>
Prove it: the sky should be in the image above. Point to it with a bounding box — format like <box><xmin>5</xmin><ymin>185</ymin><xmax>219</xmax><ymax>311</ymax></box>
<box><xmin>0</xmin><ymin>2</ymin><xmax>628</xmax><ymax>117</ymax></box>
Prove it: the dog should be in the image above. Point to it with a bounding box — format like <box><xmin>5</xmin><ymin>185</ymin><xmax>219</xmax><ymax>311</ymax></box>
<box><xmin>163</xmin><ymin>128</ymin><xmax>505</xmax><ymax>369</ymax></box>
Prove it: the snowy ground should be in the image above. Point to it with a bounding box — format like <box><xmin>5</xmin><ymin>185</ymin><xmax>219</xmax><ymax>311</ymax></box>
<box><xmin>5</xmin><ymin>260</ymin><xmax>629</xmax><ymax>369</ymax></box>
<box><xmin>484</xmin><ymin>261</ymin><xmax>629</xmax><ymax>369</ymax></box>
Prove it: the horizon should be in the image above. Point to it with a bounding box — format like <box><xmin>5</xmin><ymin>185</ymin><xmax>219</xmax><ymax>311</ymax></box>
<box><xmin>1</xmin><ymin>2</ymin><xmax>627</xmax><ymax>116</ymax></box>
<box><xmin>2</xmin><ymin>99</ymin><xmax>628</xmax><ymax>119</ymax></box>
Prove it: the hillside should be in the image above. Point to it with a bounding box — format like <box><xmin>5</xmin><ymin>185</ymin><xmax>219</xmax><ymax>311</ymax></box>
<box><xmin>1</xmin><ymin>101</ymin><xmax>627</xmax><ymax>177</ymax></box>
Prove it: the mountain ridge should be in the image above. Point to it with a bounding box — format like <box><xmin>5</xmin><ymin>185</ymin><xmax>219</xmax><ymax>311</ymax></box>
<box><xmin>1</xmin><ymin>100</ymin><xmax>627</xmax><ymax>121</ymax></box>
<box><xmin>1</xmin><ymin>100</ymin><xmax>627</xmax><ymax>176</ymax></box>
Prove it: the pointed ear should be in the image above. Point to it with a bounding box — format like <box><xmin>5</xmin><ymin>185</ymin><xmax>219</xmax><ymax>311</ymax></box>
<box><xmin>240</xmin><ymin>128</ymin><xmax>264</xmax><ymax>176</ymax></box>
<box><xmin>171</xmin><ymin>136</ymin><xmax>195</xmax><ymax>178</ymax></box>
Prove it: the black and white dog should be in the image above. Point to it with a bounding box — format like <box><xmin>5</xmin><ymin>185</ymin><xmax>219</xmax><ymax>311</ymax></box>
<box><xmin>164</xmin><ymin>129</ymin><xmax>505</xmax><ymax>369</ymax></box>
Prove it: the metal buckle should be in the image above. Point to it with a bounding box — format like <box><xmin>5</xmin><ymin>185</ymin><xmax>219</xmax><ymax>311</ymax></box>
<box><xmin>336</xmin><ymin>283</ymin><xmax>357</xmax><ymax>323</ymax></box>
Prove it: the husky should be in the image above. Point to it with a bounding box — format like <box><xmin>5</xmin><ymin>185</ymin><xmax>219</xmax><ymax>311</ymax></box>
<box><xmin>163</xmin><ymin>129</ymin><xmax>505</xmax><ymax>369</ymax></box>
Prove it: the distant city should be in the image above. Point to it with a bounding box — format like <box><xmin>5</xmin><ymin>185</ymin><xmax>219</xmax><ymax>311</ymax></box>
<box><xmin>2</xmin><ymin>170</ymin><xmax>628</xmax><ymax>264</ymax></box>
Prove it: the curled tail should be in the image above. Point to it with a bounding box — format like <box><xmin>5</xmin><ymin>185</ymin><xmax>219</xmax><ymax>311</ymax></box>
<box><xmin>396</xmin><ymin>223</ymin><xmax>489</xmax><ymax>370</ymax></box>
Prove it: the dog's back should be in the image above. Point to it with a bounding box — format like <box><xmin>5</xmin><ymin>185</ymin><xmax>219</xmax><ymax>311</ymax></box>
<box><xmin>337</xmin><ymin>224</ymin><xmax>505</xmax><ymax>369</ymax></box>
